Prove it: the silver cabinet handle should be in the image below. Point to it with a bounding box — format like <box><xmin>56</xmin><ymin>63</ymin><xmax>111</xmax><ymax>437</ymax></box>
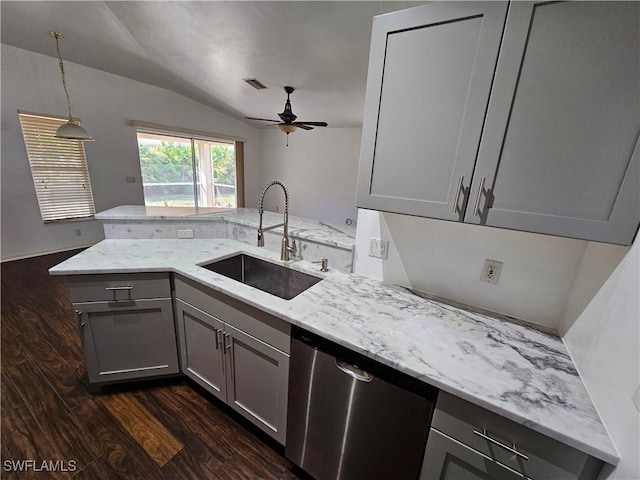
<box><xmin>213</xmin><ymin>328</ymin><xmax>220</xmax><ymax>350</ymax></box>
<box><xmin>214</xmin><ymin>328</ymin><xmax>224</xmax><ymax>350</ymax></box>
<box><xmin>452</xmin><ymin>175</ymin><xmax>464</xmax><ymax>213</ymax></box>
<box><xmin>473</xmin><ymin>177</ymin><xmax>486</xmax><ymax>217</ymax></box>
<box><xmin>335</xmin><ymin>360</ymin><xmax>373</xmax><ymax>382</ymax></box>
<box><xmin>105</xmin><ymin>285</ymin><xmax>133</xmax><ymax>302</ymax></box>
<box><xmin>473</xmin><ymin>429</ymin><xmax>529</xmax><ymax>461</ymax></box>
<box><xmin>75</xmin><ymin>309</ymin><xmax>85</xmax><ymax>328</ymax></box>
<box><xmin>223</xmin><ymin>333</ymin><xmax>231</xmax><ymax>352</ymax></box>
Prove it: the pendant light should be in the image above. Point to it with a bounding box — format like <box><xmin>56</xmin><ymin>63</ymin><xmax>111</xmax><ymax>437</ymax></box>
<box><xmin>49</xmin><ymin>32</ymin><xmax>93</xmax><ymax>141</ymax></box>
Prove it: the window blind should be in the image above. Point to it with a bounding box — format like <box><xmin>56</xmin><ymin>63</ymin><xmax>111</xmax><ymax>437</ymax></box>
<box><xmin>19</xmin><ymin>112</ymin><xmax>95</xmax><ymax>222</ymax></box>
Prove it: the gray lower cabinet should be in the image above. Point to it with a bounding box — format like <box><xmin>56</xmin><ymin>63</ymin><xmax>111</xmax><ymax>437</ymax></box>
<box><xmin>357</xmin><ymin>0</ymin><xmax>640</xmax><ymax>245</ymax></box>
<box><xmin>420</xmin><ymin>392</ymin><xmax>603</xmax><ymax>480</ymax></box>
<box><xmin>176</xmin><ymin>299</ymin><xmax>227</xmax><ymax>402</ymax></box>
<box><xmin>68</xmin><ymin>273</ymin><xmax>179</xmax><ymax>384</ymax></box>
<box><xmin>174</xmin><ymin>277</ymin><xmax>290</xmax><ymax>444</ymax></box>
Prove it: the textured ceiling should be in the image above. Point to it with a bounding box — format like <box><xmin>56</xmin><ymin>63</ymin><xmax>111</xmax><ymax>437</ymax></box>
<box><xmin>1</xmin><ymin>1</ymin><xmax>426</xmax><ymax>128</ymax></box>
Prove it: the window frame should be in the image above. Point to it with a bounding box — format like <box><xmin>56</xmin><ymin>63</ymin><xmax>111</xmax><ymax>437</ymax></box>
<box><xmin>131</xmin><ymin>121</ymin><xmax>245</xmax><ymax>210</ymax></box>
<box><xmin>18</xmin><ymin>111</ymin><xmax>96</xmax><ymax>223</ymax></box>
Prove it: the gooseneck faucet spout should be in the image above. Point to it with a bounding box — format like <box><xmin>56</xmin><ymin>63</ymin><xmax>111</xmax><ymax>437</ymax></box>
<box><xmin>257</xmin><ymin>180</ymin><xmax>296</xmax><ymax>261</ymax></box>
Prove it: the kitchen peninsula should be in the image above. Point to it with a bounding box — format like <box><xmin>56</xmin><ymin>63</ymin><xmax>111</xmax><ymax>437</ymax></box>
<box><xmin>49</xmin><ymin>237</ymin><xmax>619</xmax><ymax>471</ymax></box>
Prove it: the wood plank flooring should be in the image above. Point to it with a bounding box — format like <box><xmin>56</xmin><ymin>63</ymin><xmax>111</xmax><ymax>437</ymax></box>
<box><xmin>1</xmin><ymin>250</ymin><xmax>302</xmax><ymax>479</ymax></box>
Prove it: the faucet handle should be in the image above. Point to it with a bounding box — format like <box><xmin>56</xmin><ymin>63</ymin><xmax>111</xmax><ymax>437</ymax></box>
<box><xmin>257</xmin><ymin>230</ymin><xmax>265</xmax><ymax>247</ymax></box>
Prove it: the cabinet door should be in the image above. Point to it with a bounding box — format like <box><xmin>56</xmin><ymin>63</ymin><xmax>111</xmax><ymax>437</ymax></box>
<box><xmin>75</xmin><ymin>299</ymin><xmax>179</xmax><ymax>384</ymax></box>
<box><xmin>223</xmin><ymin>323</ymin><xmax>289</xmax><ymax>445</ymax></box>
<box><xmin>357</xmin><ymin>2</ymin><xmax>508</xmax><ymax>219</ymax></box>
<box><xmin>420</xmin><ymin>429</ymin><xmax>524</xmax><ymax>480</ymax></box>
<box><xmin>175</xmin><ymin>299</ymin><xmax>226</xmax><ymax>402</ymax></box>
<box><xmin>467</xmin><ymin>1</ymin><xmax>640</xmax><ymax>244</ymax></box>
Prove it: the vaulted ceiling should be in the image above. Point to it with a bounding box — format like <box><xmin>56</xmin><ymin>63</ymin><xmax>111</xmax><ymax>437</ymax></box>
<box><xmin>1</xmin><ymin>1</ymin><xmax>425</xmax><ymax>128</ymax></box>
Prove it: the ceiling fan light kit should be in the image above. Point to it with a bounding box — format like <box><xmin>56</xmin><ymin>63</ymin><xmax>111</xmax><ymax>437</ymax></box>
<box><xmin>245</xmin><ymin>86</ymin><xmax>328</xmax><ymax>146</ymax></box>
<box><xmin>278</xmin><ymin>124</ymin><xmax>297</xmax><ymax>134</ymax></box>
<box><xmin>49</xmin><ymin>31</ymin><xmax>93</xmax><ymax>141</ymax></box>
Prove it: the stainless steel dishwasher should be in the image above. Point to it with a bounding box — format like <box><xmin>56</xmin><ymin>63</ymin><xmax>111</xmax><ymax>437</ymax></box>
<box><xmin>286</xmin><ymin>327</ymin><xmax>438</xmax><ymax>480</ymax></box>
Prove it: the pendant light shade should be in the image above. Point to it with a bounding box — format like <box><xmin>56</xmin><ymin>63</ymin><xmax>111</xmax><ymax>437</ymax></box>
<box><xmin>49</xmin><ymin>32</ymin><xmax>93</xmax><ymax>141</ymax></box>
<box><xmin>56</xmin><ymin>120</ymin><xmax>93</xmax><ymax>140</ymax></box>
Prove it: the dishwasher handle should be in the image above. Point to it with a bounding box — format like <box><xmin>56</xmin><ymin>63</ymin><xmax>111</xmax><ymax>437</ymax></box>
<box><xmin>336</xmin><ymin>359</ymin><xmax>373</xmax><ymax>382</ymax></box>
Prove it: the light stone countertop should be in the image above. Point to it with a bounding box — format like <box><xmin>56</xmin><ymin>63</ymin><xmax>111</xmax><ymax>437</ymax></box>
<box><xmin>95</xmin><ymin>205</ymin><xmax>356</xmax><ymax>250</ymax></box>
<box><xmin>49</xmin><ymin>238</ymin><xmax>619</xmax><ymax>466</ymax></box>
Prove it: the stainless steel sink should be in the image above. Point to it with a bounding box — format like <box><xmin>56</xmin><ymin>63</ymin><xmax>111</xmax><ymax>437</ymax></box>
<box><xmin>201</xmin><ymin>254</ymin><xmax>322</xmax><ymax>300</ymax></box>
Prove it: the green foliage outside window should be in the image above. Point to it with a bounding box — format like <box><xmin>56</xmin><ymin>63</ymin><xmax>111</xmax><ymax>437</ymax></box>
<box><xmin>211</xmin><ymin>145</ymin><xmax>236</xmax><ymax>186</ymax></box>
<box><xmin>139</xmin><ymin>141</ymin><xmax>193</xmax><ymax>184</ymax></box>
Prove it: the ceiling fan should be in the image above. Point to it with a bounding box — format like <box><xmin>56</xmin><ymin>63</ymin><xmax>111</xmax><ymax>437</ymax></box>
<box><xmin>245</xmin><ymin>86</ymin><xmax>328</xmax><ymax>145</ymax></box>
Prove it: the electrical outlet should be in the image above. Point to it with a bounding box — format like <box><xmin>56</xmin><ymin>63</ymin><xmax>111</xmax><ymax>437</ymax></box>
<box><xmin>74</xmin><ymin>228</ymin><xmax>82</xmax><ymax>237</ymax></box>
<box><xmin>178</xmin><ymin>228</ymin><xmax>194</xmax><ymax>239</ymax></box>
<box><xmin>125</xmin><ymin>176</ymin><xmax>137</xmax><ymax>183</ymax></box>
<box><xmin>481</xmin><ymin>259</ymin><xmax>503</xmax><ymax>284</ymax></box>
<box><xmin>369</xmin><ymin>238</ymin><xmax>389</xmax><ymax>259</ymax></box>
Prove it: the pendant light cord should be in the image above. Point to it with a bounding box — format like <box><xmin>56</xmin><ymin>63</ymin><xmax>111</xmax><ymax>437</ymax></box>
<box><xmin>53</xmin><ymin>33</ymin><xmax>73</xmax><ymax>123</ymax></box>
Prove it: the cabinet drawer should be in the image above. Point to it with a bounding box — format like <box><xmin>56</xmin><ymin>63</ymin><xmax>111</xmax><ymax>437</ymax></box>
<box><xmin>67</xmin><ymin>273</ymin><xmax>171</xmax><ymax>303</ymax></box>
<box><xmin>174</xmin><ymin>276</ymin><xmax>291</xmax><ymax>354</ymax></box>
<box><xmin>421</xmin><ymin>428</ymin><xmax>525</xmax><ymax>480</ymax></box>
<box><xmin>432</xmin><ymin>392</ymin><xmax>602</xmax><ymax>480</ymax></box>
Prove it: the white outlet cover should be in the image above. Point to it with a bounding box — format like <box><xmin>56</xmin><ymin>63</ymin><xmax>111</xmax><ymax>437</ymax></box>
<box><xmin>178</xmin><ymin>228</ymin><xmax>194</xmax><ymax>239</ymax></box>
<box><xmin>368</xmin><ymin>238</ymin><xmax>389</xmax><ymax>259</ymax></box>
<box><xmin>481</xmin><ymin>259</ymin><xmax>503</xmax><ymax>284</ymax></box>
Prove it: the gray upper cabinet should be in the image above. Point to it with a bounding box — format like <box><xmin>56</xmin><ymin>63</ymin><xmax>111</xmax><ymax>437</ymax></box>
<box><xmin>469</xmin><ymin>1</ymin><xmax>639</xmax><ymax>244</ymax></box>
<box><xmin>357</xmin><ymin>2</ymin><xmax>509</xmax><ymax>220</ymax></box>
<box><xmin>357</xmin><ymin>1</ymin><xmax>640</xmax><ymax>245</ymax></box>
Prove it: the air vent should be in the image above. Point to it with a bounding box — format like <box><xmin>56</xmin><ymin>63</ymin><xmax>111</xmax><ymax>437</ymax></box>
<box><xmin>244</xmin><ymin>78</ymin><xmax>267</xmax><ymax>90</ymax></box>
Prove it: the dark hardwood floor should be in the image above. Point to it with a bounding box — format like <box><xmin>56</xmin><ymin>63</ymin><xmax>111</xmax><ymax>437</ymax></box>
<box><xmin>1</xmin><ymin>250</ymin><xmax>301</xmax><ymax>479</ymax></box>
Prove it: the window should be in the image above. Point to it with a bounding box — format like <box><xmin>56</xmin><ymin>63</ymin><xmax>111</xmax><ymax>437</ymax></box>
<box><xmin>19</xmin><ymin>112</ymin><xmax>95</xmax><ymax>222</ymax></box>
<box><xmin>134</xmin><ymin>126</ymin><xmax>244</xmax><ymax>211</ymax></box>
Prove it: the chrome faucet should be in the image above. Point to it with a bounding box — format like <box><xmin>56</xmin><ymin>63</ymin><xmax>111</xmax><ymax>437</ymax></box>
<box><xmin>257</xmin><ymin>180</ymin><xmax>296</xmax><ymax>261</ymax></box>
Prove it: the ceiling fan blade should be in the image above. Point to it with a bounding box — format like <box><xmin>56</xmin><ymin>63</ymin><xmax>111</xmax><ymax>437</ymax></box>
<box><xmin>245</xmin><ymin>116</ymin><xmax>280</xmax><ymax>122</ymax></box>
<box><xmin>296</xmin><ymin>124</ymin><xmax>314</xmax><ymax>131</ymax></box>
<box><xmin>294</xmin><ymin>121</ymin><xmax>328</xmax><ymax>127</ymax></box>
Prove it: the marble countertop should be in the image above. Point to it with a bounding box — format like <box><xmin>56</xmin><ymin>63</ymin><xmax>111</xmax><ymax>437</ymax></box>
<box><xmin>49</xmin><ymin>238</ymin><xmax>619</xmax><ymax>465</ymax></box>
<box><xmin>95</xmin><ymin>206</ymin><xmax>356</xmax><ymax>250</ymax></box>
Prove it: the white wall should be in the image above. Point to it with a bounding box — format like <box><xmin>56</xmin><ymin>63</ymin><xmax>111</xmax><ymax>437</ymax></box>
<box><xmin>354</xmin><ymin>209</ymin><xmax>628</xmax><ymax>330</ymax></box>
<box><xmin>563</xmin><ymin>239</ymin><xmax>639</xmax><ymax>480</ymax></box>
<box><xmin>1</xmin><ymin>44</ymin><xmax>262</xmax><ymax>261</ymax></box>
<box><xmin>257</xmin><ymin>127</ymin><xmax>360</xmax><ymax>226</ymax></box>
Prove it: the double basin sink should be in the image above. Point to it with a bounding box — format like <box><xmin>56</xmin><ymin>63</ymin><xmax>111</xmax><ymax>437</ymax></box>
<box><xmin>201</xmin><ymin>254</ymin><xmax>322</xmax><ymax>300</ymax></box>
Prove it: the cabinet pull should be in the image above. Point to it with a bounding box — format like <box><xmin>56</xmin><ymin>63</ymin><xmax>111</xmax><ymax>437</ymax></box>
<box><xmin>214</xmin><ymin>328</ymin><xmax>223</xmax><ymax>350</ymax></box>
<box><xmin>105</xmin><ymin>285</ymin><xmax>134</xmax><ymax>302</ymax></box>
<box><xmin>473</xmin><ymin>429</ymin><xmax>529</xmax><ymax>461</ymax></box>
<box><xmin>452</xmin><ymin>175</ymin><xmax>464</xmax><ymax>213</ymax></box>
<box><xmin>223</xmin><ymin>333</ymin><xmax>231</xmax><ymax>352</ymax></box>
<box><xmin>473</xmin><ymin>177</ymin><xmax>486</xmax><ymax>217</ymax></box>
<box><xmin>75</xmin><ymin>309</ymin><xmax>85</xmax><ymax>328</ymax></box>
